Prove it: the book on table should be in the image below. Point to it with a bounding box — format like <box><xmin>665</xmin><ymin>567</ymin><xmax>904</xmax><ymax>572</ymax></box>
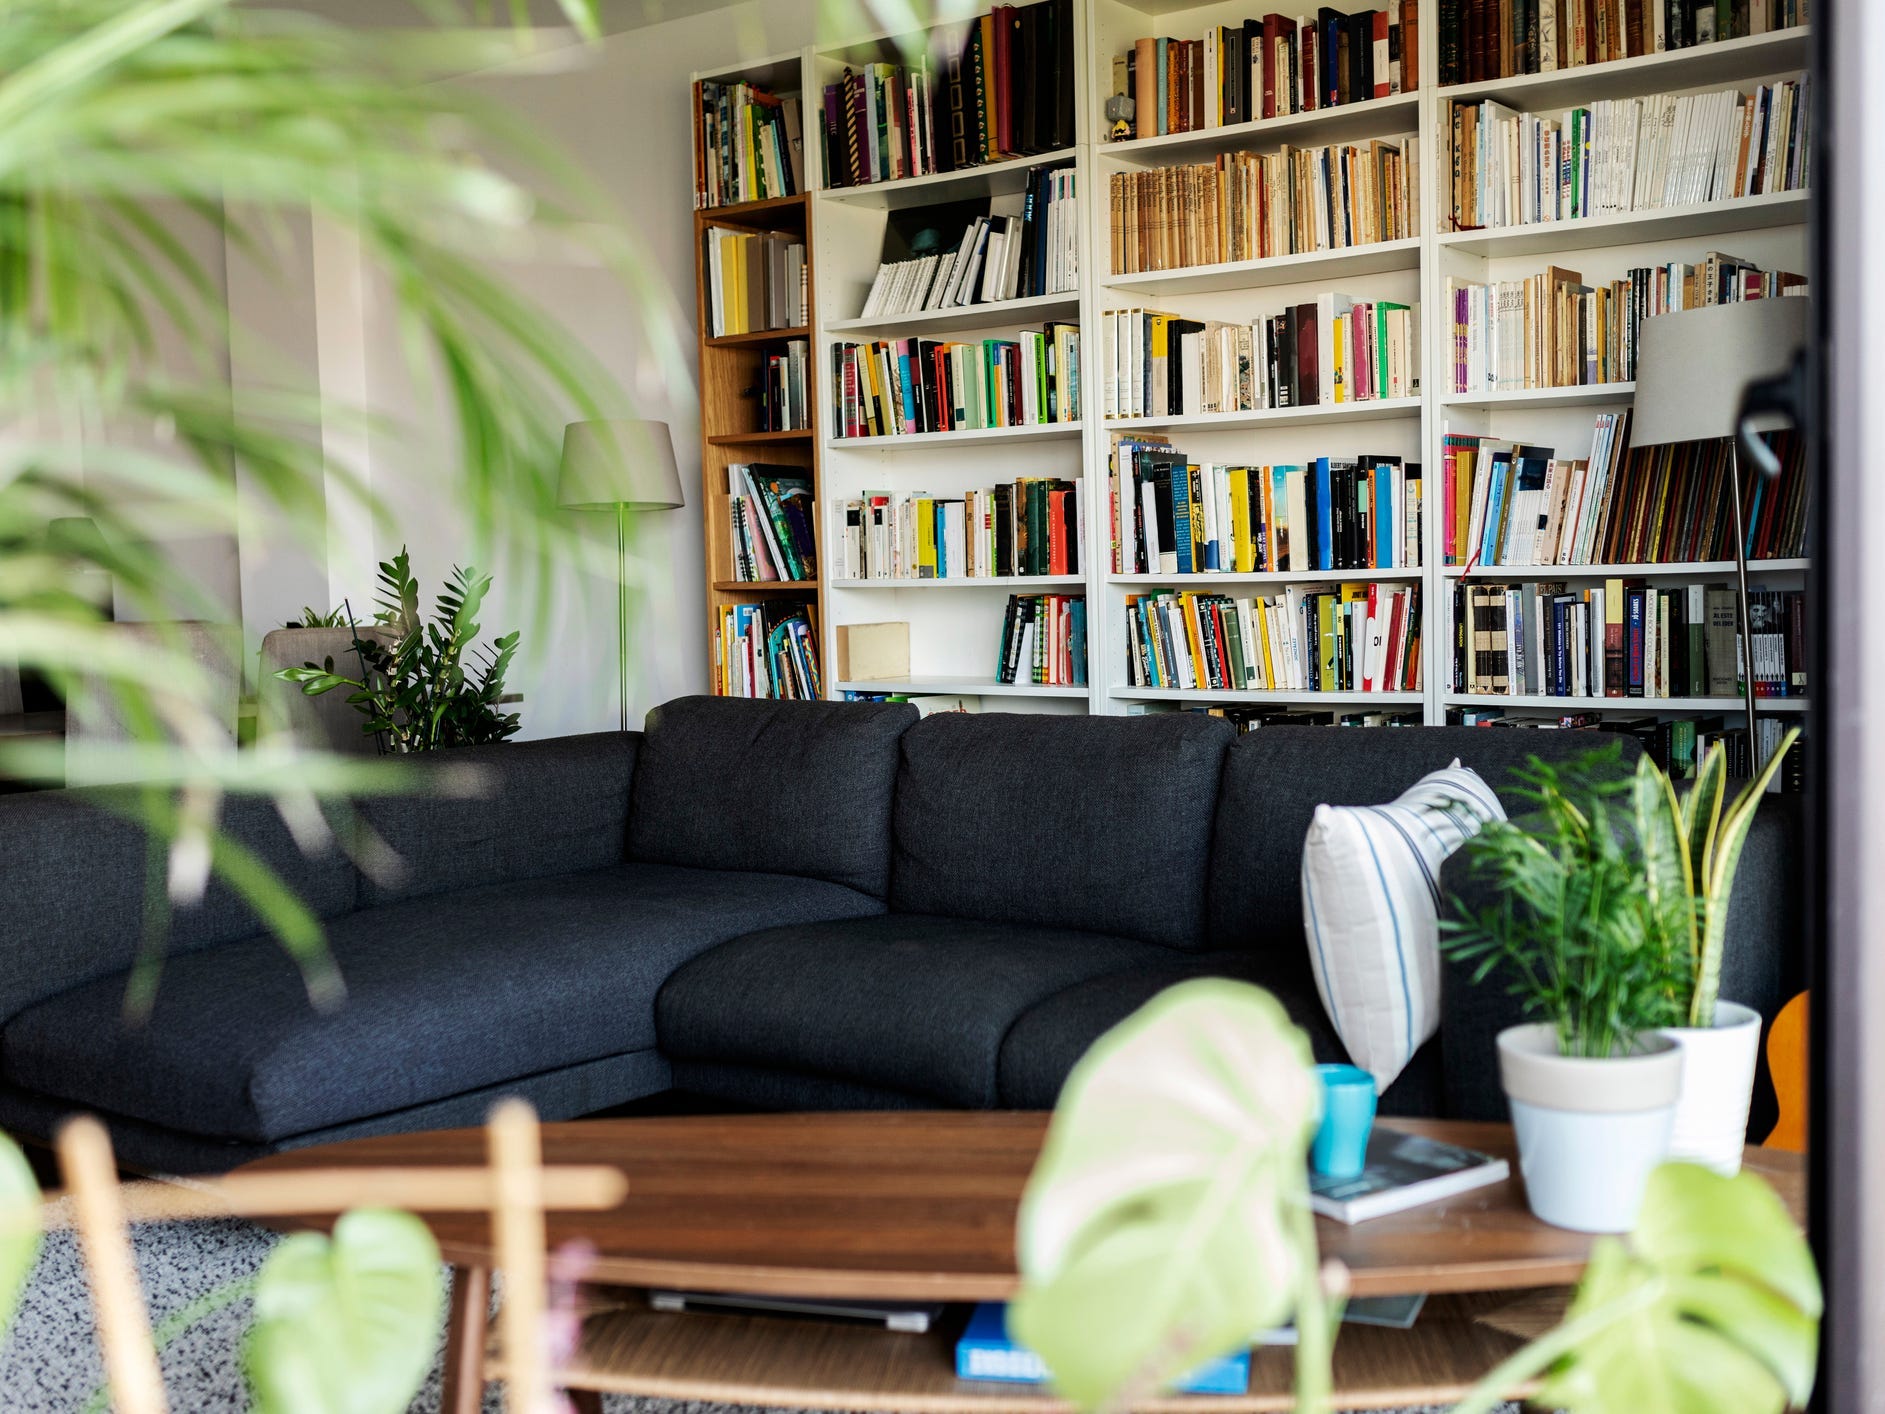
<box><xmin>956</xmin><ymin>1302</ymin><xmax>1254</xmax><ymax>1392</ymax></box>
<box><xmin>1308</xmin><ymin>1127</ymin><xmax>1509</xmax><ymax>1223</ymax></box>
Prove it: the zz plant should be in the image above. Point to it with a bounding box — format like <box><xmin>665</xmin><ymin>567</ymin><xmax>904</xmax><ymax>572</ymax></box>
<box><xmin>278</xmin><ymin>549</ymin><xmax>520</xmax><ymax>753</ymax></box>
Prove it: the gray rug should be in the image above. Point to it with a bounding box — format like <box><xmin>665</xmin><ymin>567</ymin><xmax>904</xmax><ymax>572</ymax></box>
<box><xmin>0</xmin><ymin>1209</ymin><xmax>1507</xmax><ymax>1412</ymax></box>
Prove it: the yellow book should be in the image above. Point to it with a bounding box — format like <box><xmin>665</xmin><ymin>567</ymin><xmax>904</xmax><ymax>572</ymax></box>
<box><xmin>1181</xmin><ymin>593</ymin><xmax>1207</xmax><ymax>686</ymax></box>
<box><xmin>1229</xmin><ymin>469</ymin><xmax>1254</xmax><ymax>574</ymax></box>
<box><xmin>1454</xmin><ymin>447</ymin><xmax>1476</xmax><ymax>564</ymax></box>
<box><xmin>1332</xmin><ymin>316</ymin><xmax>1346</xmax><ymax>404</ymax></box>
<box><xmin>915</xmin><ymin>496</ymin><xmax>937</xmax><ymax>578</ymax></box>
<box><xmin>1256</xmin><ymin>598</ymin><xmax>1276</xmax><ymax>689</ymax></box>
<box><xmin>862</xmin><ymin>345</ymin><xmax>885</xmax><ymax>437</ymax></box>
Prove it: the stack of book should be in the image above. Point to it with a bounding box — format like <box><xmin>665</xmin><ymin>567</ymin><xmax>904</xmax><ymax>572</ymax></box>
<box><xmin>1127</xmin><ymin>583</ymin><xmax>1423</xmax><ymax>693</ymax></box>
<box><xmin>757</xmin><ymin>340</ymin><xmax>811</xmax><ymax>433</ymax></box>
<box><xmin>1437</xmin><ymin>0</ymin><xmax>1807</xmax><ymax>88</ymax></box>
<box><xmin>704</xmin><ymin>231</ymin><xmax>807</xmax><ymax>337</ymax></box>
<box><xmin>855</xmin><ymin>166</ymin><xmax>1078</xmax><ymax>320</ymax></box>
<box><xmin>1111</xmin><ymin>437</ymin><xmax>1422</xmax><ymax>574</ymax></box>
<box><xmin>692</xmin><ymin>80</ymin><xmax>804</xmax><ymax>209</ymax></box>
<box><xmin>713</xmin><ymin>600</ymin><xmax>822</xmax><ymax>699</ymax></box>
<box><xmin>1447</xmin><ymin>78</ymin><xmax>1810</xmax><ymax>231</ymax></box>
<box><xmin>1114</xmin><ymin>6</ymin><xmax>1419</xmax><ymax>140</ymax></box>
<box><xmin>831</xmin><ymin>324</ymin><xmax>1080</xmax><ymax>437</ymax></box>
<box><xmin>1444</xmin><ymin>419</ymin><xmax>1808</xmax><ymax>568</ymax></box>
<box><xmin>834</xmin><ymin>479</ymin><xmax>1081</xmax><ymax>580</ymax></box>
<box><xmin>1449</xmin><ymin>705</ymin><xmax>1803</xmax><ymax>786</ymax></box>
<box><xmin>819</xmin><ymin>0</ymin><xmax>1075</xmax><ymax>190</ymax></box>
<box><xmin>1446</xmin><ymin>254</ymin><xmax>1805</xmax><ymax>393</ymax></box>
<box><xmin>1104</xmin><ymin>297</ymin><xmax>1419</xmax><ymax>417</ymax></box>
<box><xmin>996</xmin><ymin>594</ymin><xmax>1087</xmax><ymax>685</ymax></box>
<box><xmin>726</xmin><ymin>465</ymin><xmax>817</xmax><ymax>583</ymax></box>
<box><xmin>1451</xmin><ymin>579</ymin><xmax>1805</xmax><ymax>699</ymax></box>
<box><xmin>1108</xmin><ymin>137</ymin><xmax>1418</xmax><ymax>274</ymax></box>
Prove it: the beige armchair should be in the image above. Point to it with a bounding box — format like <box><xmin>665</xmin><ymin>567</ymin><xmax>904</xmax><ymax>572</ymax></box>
<box><xmin>257</xmin><ymin>625</ymin><xmax>396</xmax><ymax>755</ymax></box>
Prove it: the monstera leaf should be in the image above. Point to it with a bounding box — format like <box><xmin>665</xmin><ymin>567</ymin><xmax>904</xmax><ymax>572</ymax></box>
<box><xmin>244</xmin><ymin>1208</ymin><xmax>445</xmax><ymax>1414</ymax></box>
<box><xmin>1454</xmin><ymin>1162</ymin><xmax>1820</xmax><ymax>1414</ymax></box>
<box><xmin>1010</xmin><ymin>979</ymin><xmax>1330</xmax><ymax>1413</ymax></box>
<box><xmin>0</xmin><ymin>1132</ymin><xmax>41</xmax><ymax>1340</ymax></box>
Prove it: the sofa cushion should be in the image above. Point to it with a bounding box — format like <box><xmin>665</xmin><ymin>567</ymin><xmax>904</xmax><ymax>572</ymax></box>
<box><xmin>889</xmin><ymin>712</ymin><xmax>1235</xmax><ymax>949</ymax></box>
<box><xmin>628</xmin><ymin>696</ymin><xmax>917</xmax><ymax>898</ymax></box>
<box><xmin>1207</xmin><ymin>725</ymin><xmax>1640</xmax><ymax>951</ymax></box>
<box><xmin>1</xmin><ymin>862</ymin><xmax>882</xmax><ymax>1144</ymax></box>
<box><xmin>356</xmin><ymin>733</ymin><xmax>638</xmax><ymax>907</ymax></box>
<box><xmin>655</xmin><ymin>914</ymin><xmax>1168</xmax><ymax>1107</ymax></box>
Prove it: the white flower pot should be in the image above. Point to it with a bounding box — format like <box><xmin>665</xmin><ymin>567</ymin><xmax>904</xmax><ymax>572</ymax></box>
<box><xmin>1497</xmin><ymin>1023</ymin><xmax>1684</xmax><ymax>1233</ymax></box>
<box><xmin>1661</xmin><ymin>1001</ymin><xmax>1764</xmax><ymax>1176</ymax></box>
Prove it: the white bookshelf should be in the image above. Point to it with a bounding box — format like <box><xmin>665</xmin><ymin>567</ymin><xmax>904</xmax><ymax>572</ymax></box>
<box><xmin>704</xmin><ymin>3</ymin><xmax>1810</xmax><ymax>728</ymax></box>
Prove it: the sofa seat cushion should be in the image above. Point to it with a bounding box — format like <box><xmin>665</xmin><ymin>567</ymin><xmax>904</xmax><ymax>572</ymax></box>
<box><xmin>654</xmin><ymin>914</ymin><xmax>1169</xmax><ymax>1107</ymax></box>
<box><xmin>1</xmin><ymin>863</ymin><xmax>883</xmax><ymax>1144</ymax></box>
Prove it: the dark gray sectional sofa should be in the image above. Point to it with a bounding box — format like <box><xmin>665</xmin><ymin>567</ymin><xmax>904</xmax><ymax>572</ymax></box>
<box><xmin>0</xmin><ymin>696</ymin><xmax>1805</xmax><ymax>1172</ymax></box>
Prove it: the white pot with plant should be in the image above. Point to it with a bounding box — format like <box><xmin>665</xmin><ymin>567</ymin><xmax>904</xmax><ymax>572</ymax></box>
<box><xmin>1634</xmin><ymin>729</ymin><xmax>1801</xmax><ymax>1175</ymax></box>
<box><xmin>1441</xmin><ymin>749</ymin><xmax>1696</xmax><ymax>1233</ymax></box>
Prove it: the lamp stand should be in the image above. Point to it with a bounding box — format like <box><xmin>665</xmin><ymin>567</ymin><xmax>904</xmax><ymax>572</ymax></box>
<box><xmin>615</xmin><ymin>502</ymin><xmax>630</xmax><ymax>735</ymax></box>
<box><xmin>1727</xmin><ymin>440</ymin><xmax>1760</xmax><ymax>760</ymax></box>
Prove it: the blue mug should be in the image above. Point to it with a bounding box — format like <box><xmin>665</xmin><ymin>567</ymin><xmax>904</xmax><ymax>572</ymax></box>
<box><xmin>1312</xmin><ymin>1064</ymin><xmax>1377</xmax><ymax>1180</ymax></box>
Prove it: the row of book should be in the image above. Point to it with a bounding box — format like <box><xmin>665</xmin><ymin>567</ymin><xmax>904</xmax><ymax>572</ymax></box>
<box><xmin>713</xmin><ymin>600</ymin><xmax>822</xmax><ymax>699</ymax></box>
<box><xmin>703</xmin><ymin>230</ymin><xmax>807</xmax><ymax>338</ymax></box>
<box><xmin>1437</xmin><ymin>0</ymin><xmax>1807</xmax><ymax>89</ymax></box>
<box><xmin>691</xmin><ymin>80</ymin><xmax>804</xmax><ymax>210</ymax></box>
<box><xmin>1451</xmin><ymin>579</ymin><xmax>1805</xmax><ymax>698</ymax></box>
<box><xmin>832</xmin><ymin>479</ymin><xmax>1083</xmax><ymax>580</ymax></box>
<box><xmin>1445</xmin><ymin>416</ymin><xmax>1808</xmax><ymax>567</ymax></box>
<box><xmin>1103</xmin><ymin>297</ymin><xmax>1419</xmax><ymax>420</ymax></box>
<box><xmin>1116</xmin><ymin>6</ymin><xmax>1417</xmax><ymax>142</ymax></box>
<box><xmin>1447</xmin><ymin>78</ymin><xmax>1809</xmax><ymax>232</ymax></box>
<box><xmin>1445</xmin><ymin>708</ymin><xmax>1804</xmax><ymax>789</ymax></box>
<box><xmin>726</xmin><ymin>465</ymin><xmax>816</xmax><ymax>583</ymax></box>
<box><xmin>1126</xmin><ymin>583</ymin><xmax>1425</xmax><ymax>693</ymax></box>
<box><xmin>1155</xmin><ymin>703</ymin><xmax>1426</xmax><ymax>729</ymax></box>
<box><xmin>1445</xmin><ymin>254</ymin><xmax>1804</xmax><ymax>393</ymax></box>
<box><xmin>856</xmin><ymin>167</ymin><xmax>1078</xmax><ymax>320</ymax></box>
<box><xmin>831</xmin><ymin>324</ymin><xmax>1081</xmax><ymax>438</ymax></box>
<box><xmin>755</xmin><ymin>340</ymin><xmax>811</xmax><ymax>433</ymax></box>
<box><xmin>997</xmin><ymin>593</ymin><xmax>1087</xmax><ymax>685</ymax></box>
<box><xmin>1110</xmin><ymin>438</ymin><xmax>1423</xmax><ymax>574</ymax></box>
<box><xmin>1108</xmin><ymin>137</ymin><xmax>1419</xmax><ymax>275</ymax></box>
<box><xmin>819</xmin><ymin>0</ymin><xmax>1075</xmax><ymax>190</ymax></box>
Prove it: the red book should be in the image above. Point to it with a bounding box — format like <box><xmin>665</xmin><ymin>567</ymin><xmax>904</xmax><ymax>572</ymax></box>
<box><xmin>1373</xmin><ymin>11</ymin><xmax>1391</xmax><ymax>97</ymax></box>
<box><xmin>1301</xmin><ymin>21</ymin><xmax>1319</xmax><ymax>111</ymax></box>
<box><xmin>1261</xmin><ymin>15</ymin><xmax>1281</xmax><ymax>119</ymax></box>
<box><xmin>1296</xmin><ymin>301</ymin><xmax>1320</xmax><ymax>406</ymax></box>
<box><xmin>1047</xmin><ymin>489</ymin><xmax>1069</xmax><ymax>573</ymax></box>
<box><xmin>992</xmin><ymin>5</ymin><xmax>1015</xmax><ymax>157</ymax></box>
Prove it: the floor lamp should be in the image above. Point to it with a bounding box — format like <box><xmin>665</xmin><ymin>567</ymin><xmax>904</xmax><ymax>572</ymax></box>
<box><xmin>1630</xmin><ymin>297</ymin><xmax>1808</xmax><ymax>766</ymax></box>
<box><xmin>558</xmin><ymin>420</ymin><xmax>685</xmax><ymax>733</ymax></box>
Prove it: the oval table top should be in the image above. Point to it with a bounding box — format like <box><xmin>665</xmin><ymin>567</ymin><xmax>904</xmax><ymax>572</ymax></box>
<box><xmin>236</xmin><ymin>1111</ymin><xmax>1805</xmax><ymax>1301</ymax></box>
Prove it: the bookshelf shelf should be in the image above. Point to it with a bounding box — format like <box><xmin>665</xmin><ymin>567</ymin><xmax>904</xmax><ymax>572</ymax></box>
<box><xmin>1443</xmin><ymin>559</ymin><xmax>1810</xmax><ymax>579</ymax></box>
<box><xmin>1104</xmin><ymin>397</ymin><xmax>1422</xmax><ymax>435</ymax></box>
<box><xmin>826</xmin><ymin>423</ymin><xmax>1083</xmax><ymax>450</ymax></box>
<box><xmin>710</xmin><ymin>580</ymin><xmax>821</xmax><ymax>594</ymax></box>
<box><xmin>825</xmin><ymin>293</ymin><xmax>1081</xmax><ymax>337</ymax></box>
<box><xmin>1436</xmin><ymin>190</ymin><xmax>1810</xmax><ymax>259</ymax></box>
<box><xmin>1436</xmin><ymin>27</ymin><xmax>1809</xmax><ymax>111</ymax></box>
<box><xmin>830</xmin><ymin>576</ymin><xmax>1086</xmax><ymax>590</ymax></box>
<box><xmin>819</xmin><ymin>148</ymin><xmax>1079</xmax><ymax>210</ymax></box>
<box><xmin>696</xmin><ymin>193</ymin><xmax>810</xmax><ymax>230</ymax></box>
<box><xmin>1112</xmin><ymin>688</ymin><xmax>1427</xmax><ymax>706</ymax></box>
<box><xmin>1444</xmin><ymin>693</ymin><xmax>1810</xmax><ymax>713</ymax></box>
<box><xmin>705</xmin><ymin>325</ymin><xmax>811</xmax><ymax>348</ymax></box>
<box><xmin>837</xmin><ymin>676</ymin><xmax>1091</xmax><ymax>699</ymax></box>
<box><xmin>1439</xmin><ymin>383</ymin><xmax>1636</xmax><ymax>410</ymax></box>
<box><xmin>1105</xmin><ymin>237</ymin><xmax>1422</xmax><ymax>296</ymax></box>
<box><xmin>705</xmin><ymin>429</ymin><xmax>813</xmax><ymax>447</ymax></box>
<box><xmin>1102</xmin><ymin>92</ymin><xmax>1421</xmax><ymax>166</ymax></box>
<box><xmin>1112</xmin><ymin>569</ymin><xmax>1424</xmax><ymax>586</ymax></box>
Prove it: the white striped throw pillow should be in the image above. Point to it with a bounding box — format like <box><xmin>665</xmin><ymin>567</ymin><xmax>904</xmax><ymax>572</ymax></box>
<box><xmin>1300</xmin><ymin>761</ymin><xmax>1505</xmax><ymax>1093</ymax></box>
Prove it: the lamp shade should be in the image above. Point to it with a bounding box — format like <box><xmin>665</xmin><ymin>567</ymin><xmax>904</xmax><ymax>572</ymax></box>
<box><xmin>1630</xmin><ymin>298</ymin><xmax>1808</xmax><ymax>448</ymax></box>
<box><xmin>557</xmin><ymin>419</ymin><xmax>684</xmax><ymax>510</ymax></box>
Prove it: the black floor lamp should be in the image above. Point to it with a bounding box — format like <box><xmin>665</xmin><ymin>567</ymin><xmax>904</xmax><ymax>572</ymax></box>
<box><xmin>558</xmin><ymin>420</ymin><xmax>685</xmax><ymax>733</ymax></box>
<box><xmin>1630</xmin><ymin>297</ymin><xmax>1809</xmax><ymax>765</ymax></box>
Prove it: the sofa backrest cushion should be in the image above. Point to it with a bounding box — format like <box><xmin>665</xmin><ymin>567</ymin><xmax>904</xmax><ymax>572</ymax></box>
<box><xmin>1208</xmin><ymin>725</ymin><xmax>1642</xmax><ymax>951</ymax></box>
<box><xmin>890</xmin><ymin>711</ymin><xmax>1235</xmax><ymax>949</ymax></box>
<box><xmin>0</xmin><ymin>789</ymin><xmax>356</xmax><ymax>1025</ymax></box>
<box><xmin>628</xmin><ymin>696</ymin><xmax>917</xmax><ymax>898</ymax></box>
<box><xmin>356</xmin><ymin>733</ymin><xmax>638</xmax><ymax>908</ymax></box>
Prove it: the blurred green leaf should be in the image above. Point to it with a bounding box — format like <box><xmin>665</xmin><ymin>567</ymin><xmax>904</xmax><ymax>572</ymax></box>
<box><xmin>0</xmin><ymin>1131</ymin><xmax>42</xmax><ymax>1343</ymax></box>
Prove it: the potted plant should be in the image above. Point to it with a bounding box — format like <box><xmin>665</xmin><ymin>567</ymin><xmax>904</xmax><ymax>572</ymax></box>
<box><xmin>1441</xmin><ymin>747</ymin><xmax>1693</xmax><ymax>1232</ymax></box>
<box><xmin>1636</xmin><ymin>730</ymin><xmax>1801</xmax><ymax>1174</ymax></box>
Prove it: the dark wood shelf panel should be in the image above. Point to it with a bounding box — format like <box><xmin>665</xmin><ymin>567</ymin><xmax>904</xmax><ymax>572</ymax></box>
<box><xmin>705</xmin><ymin>429</ymin><xmax>814</xmax><ymax>447</ymax></box>
<box><xmin>706</xmin><ymin>325</ymin><xmax>812</xmax><ymax>348</ymax></box>
<box><xmin>710</xmin><ymin>580</ymin><xmax>821</xmax><ymax>594</ymax></box>
<box><xmin>695</xmin><ymin>192</ymin><xmax>809</xmax><ymax>232</ymax></box>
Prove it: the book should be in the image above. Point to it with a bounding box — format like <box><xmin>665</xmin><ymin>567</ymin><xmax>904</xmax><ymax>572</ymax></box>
<box><xmin>1308</xmin><ymin>1128</ymin><xmax>1509</xmax><ymax>1223</ymax></box>
<box><xmin>956</xmin><ymin>1303</ymin><xmax>1250</xmax><ymax>1393</ymax></box>
<box><xmin>996</xmin><ymin>594</ymin><xmax>1086</xmax><ymax>685</ymax></box>
<box><xmin>693</xmin><ymin>78</ymin><xmax>803</xmax><ymax>208</ymax></box>
<box><xmin>831</xmin><ymin>324</ymin><xmax>1080</xmax><ymax>438</ymax></box>
<box><xmin>1126</xmin><ymin>583</ymin><xmax>1421</xmax><ymax>694</ymax></box>
<box><xmin>714</xmin><ymin>599</ymin><xmax>821</xmax><ymax>700</ymax></box>
<box><xmin>703</xmin><ymin>230</ymin><xmax>807</xmax><ymax>337</ymax></box>
<box><xmin>834</xmin><ymin>478</ymin><xmax>1081</xmax><ymax>581</ymax></box>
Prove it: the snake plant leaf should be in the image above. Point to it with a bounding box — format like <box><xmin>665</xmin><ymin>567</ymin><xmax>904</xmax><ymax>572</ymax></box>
<box><xmin>1633</xmin><ymin>752</ymin><xmax>1696</xmax><ymax>967</ymax></box>
<box><xmin>1682</xmin><ymin>742</ymin><xmax>1728</xmax><ymax>883</ymax></box>
<box><xmin>1010</xmin><ymin>979</ymin><xmax>1321</xmax><ymax>1412</ymax></box>
<box><xmin>244</xmin><ymin>1208</ymin><xmax>445</xmax><ymax>1414</ymax></box>
<box><xmin>0</xmin><ymin>1132</ymin><xmax>42</xmax><ymax>1341</ymax></box>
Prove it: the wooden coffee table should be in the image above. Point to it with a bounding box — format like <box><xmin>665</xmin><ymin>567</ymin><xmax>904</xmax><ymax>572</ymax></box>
<box><xmin>237</xmin><ymin>1112</ymin><xmax>1805</xmax><ymax>1413</ymax></box>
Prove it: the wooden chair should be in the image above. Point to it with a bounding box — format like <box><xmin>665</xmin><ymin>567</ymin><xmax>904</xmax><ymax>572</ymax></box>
<box><xmin>1765</xmin><ymin>992</ymin><xmax>1809</xmax><ymax>1152</ymax></box>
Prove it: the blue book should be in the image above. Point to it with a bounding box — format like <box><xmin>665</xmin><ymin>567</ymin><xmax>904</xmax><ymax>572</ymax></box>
<box><xmin>1313</xmin><ymin>457</ymin><xmax>1335</xmax><ymax>571</ymax></box>
<box><xmin>1173</xmin><ymin>465</ymin><xmax>1196</xmax><ymax>574</ymax></box>
<box><xmin>1374</xmin><ymin>463</ymin><xmax>1394</xmax><ymax>568</ymax></box>
<box><xmin>955</xmin><ymin>1304</ymin><xmax>1250</xmax><ymax>1394</ymax></box>
<box><xmin>1480</xmin><ymin>452</ymin><xmax>1512</xmax><ymax>566</ymax></box>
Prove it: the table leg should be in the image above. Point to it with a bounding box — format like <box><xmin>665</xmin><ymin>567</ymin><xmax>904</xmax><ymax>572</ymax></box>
<box><xmin>440</xmin><ymin>1263</ymin><xmax>492</xmax><ymax>1414</ymax></box>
